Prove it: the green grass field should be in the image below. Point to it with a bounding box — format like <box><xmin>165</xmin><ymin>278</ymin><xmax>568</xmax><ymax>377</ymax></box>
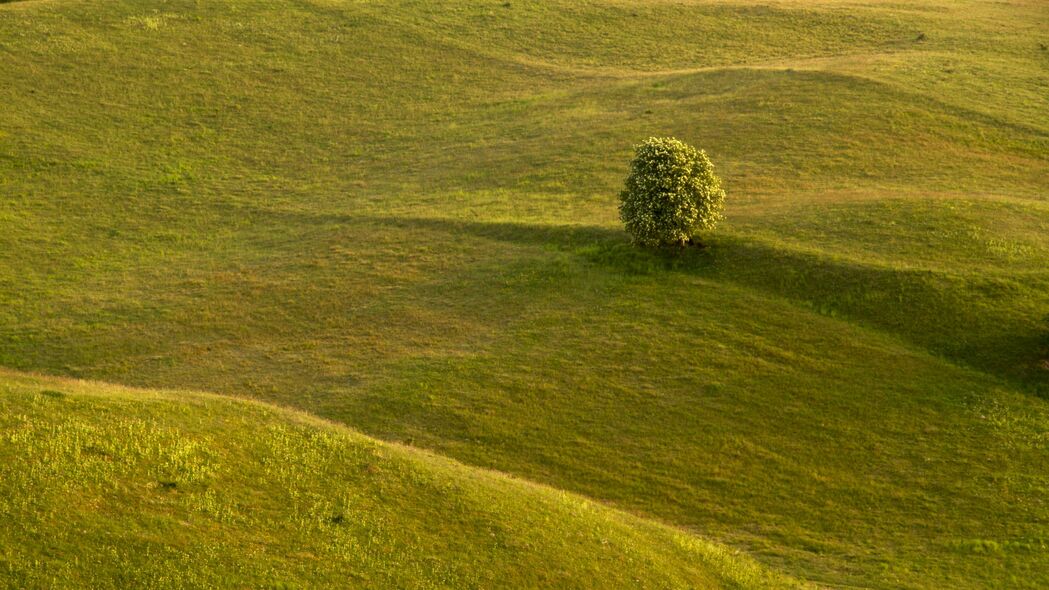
<box><xmin>1</xmin><ymin>0</ymin><xmax>1048</xmax><ymax>588</ymax></box>
<box><xmin>0</xmin><ymin>370</ymin><xmax>801</xmax><ymax>589</ymax></box>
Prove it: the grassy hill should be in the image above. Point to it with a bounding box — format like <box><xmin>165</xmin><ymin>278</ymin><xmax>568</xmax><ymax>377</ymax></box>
<box><xmin>1</xmin><ymin>0</ymin><xmax>1047</xmax><ymax>588</ymax></box>
<box><xmin>0</xmin><ymin>370</ymin><xmax>800</xmax><ymax>589</ymax></box>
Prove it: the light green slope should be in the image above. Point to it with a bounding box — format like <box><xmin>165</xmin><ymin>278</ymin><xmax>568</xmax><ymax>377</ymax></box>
<box><xmin>1</xmin><ymin>0</ymin><xmax>1047</xmax><ymax>588</ymax></box>
<box><xmin>0</xmin><ymin>370</ymin><xmax>802</xmax><ymax>589</ymax></box>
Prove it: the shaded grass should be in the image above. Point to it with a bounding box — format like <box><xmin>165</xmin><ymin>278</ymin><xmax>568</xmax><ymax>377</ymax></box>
<box><xmin>312</xmin><ymin>222</ymin><xmax>1049</xmax><ymax>589</ymax></box>
<box><xmin>358</xmin><ymin>212</ymin><xmax>1049</xmax><ymax>388</ymax></box>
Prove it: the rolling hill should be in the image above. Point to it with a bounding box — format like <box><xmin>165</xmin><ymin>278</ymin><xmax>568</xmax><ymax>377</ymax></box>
<box><xmin>0</xmin><ymin>370</ymin><xmax>799</xmax><ymax>589</ymax></box>
<box><xmin>1</xmin><ymin>0</ymin><xmax>1047</xmax><ymax>588</ymax></box>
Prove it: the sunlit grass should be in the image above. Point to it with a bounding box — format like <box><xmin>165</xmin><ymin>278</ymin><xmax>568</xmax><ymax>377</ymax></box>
<box><xmin>0</xmin><ymin>371</ymin><xmax>801</xmax><ymax>589</ymax></box>
<box><xmin>1</xmin><ymin>0</ymin><xmax>1047</xmax><ymax>588</ymax></box>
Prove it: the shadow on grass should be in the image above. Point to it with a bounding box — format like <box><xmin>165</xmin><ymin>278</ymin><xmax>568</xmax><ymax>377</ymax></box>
<box><xmin>369</xmin><ymin>215</ymin><xmax>1049</xmax><ymax>394</ymax></box>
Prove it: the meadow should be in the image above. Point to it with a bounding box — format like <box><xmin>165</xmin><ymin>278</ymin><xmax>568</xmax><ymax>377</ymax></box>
<box><xmin>1</xmin><ymin>0</ymin><xmax>1047</xmax><ymax>588</ymax></box>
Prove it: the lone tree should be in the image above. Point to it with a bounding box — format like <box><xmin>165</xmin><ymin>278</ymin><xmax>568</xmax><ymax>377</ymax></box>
<box><xmin>619</xmin><ymin>137</ymin><xmax>725</xmax><ymax>247</ymax></box>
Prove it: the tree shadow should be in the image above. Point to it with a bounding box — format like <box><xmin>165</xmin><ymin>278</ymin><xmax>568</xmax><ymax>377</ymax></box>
<box><xmin>246</xmin><ymin>208</ymin><xmax>1046</xmax><ymax>394</ymax></box>
<box><xmin>366</xmin><ymin>215</ymin><xmax>1048</xmax><ymax>395</ymax></box>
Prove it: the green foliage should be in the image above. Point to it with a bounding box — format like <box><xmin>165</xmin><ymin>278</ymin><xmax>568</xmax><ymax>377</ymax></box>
<box><xmin>619</xmin><ymin>137</ymin><xmax>725</xmax><ymax>247</ymax></box>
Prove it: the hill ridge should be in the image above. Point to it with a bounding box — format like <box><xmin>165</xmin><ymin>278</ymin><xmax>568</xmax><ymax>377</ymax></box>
<box><xmin>0</xmin><ymin>367</ymin><xmax>805</xmax><ymax>589</ymax></box>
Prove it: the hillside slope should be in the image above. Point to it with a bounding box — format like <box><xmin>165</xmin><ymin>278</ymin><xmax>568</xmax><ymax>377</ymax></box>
<box><xmin>0</xmin><ymin>370</ymin><xmax>801</xmax><ymax>589</ymax></box>
<box><xmin>1</xmin><ymin>0</ymin><xmax>1048</xmax><ymax>588</ymax></box>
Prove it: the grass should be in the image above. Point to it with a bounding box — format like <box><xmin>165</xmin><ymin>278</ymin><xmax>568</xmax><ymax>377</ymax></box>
<box><xmin>1</xmin><ymin>0</ymin><xmax>1048</xmax><ymax>588</ymax></box>
<box><xmin>0</xmin><ymin>370</ymin><xmax>800</xmax><ymax>589</ymax></box>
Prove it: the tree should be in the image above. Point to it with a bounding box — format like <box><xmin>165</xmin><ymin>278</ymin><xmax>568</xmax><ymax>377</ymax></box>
<box><xmin>619</xmin><ymin>137</ymin><xmax>725</xmax><ymax>247</ymax></box>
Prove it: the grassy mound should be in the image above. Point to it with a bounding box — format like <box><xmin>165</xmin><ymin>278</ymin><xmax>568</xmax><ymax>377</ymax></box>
<box><xmin>0</xmin><ymin>370</ymin><xmax>799</xmax><ymax>589</ymax></box>
<box><xmin>1</xmin><ymin>0</ymin><xmax>1047</xmax><ymax>588</ymax></box>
